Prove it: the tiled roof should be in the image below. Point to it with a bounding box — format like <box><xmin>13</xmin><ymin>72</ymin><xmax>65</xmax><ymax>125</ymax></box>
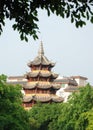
<box><xmin>23</xmin><ymin>81</ymin><xmax>61</xmax><ymax>90</ymax></box>
<box><xmin>8</xmin><ymin>76</ymin><xmax>25</xmax><ymax>80</ymax></box>
<box><xmin>52</xmin><ymin>83</ymin><xmax>61</xmax><ymax>89</ymax></box>
<box><xmin>23</xmin><ymin>94</ymin><xmax>63</xmax><ymax>103</ymax></box>
<box><xmin>64</xmin><ymin>86</ymin><xmax>78</xmax><ymax>92</ymax></box>
<box><xmin>25</xmin><ymin>70</ymin><xmax>58</xmax><ymax>79</ymax></box>
<box><xmin>70</xmin><ymin>76</ymin><xmax>88</xmax><ymax>80</ymax></box>
<box><xmin>54</xmin><ymin>77</ymin><xmax>78</xmax><ymax>86</ymax></box>
<box><xmin>27</xmin><ymin>42</ymin><xmax>55</xmax><ymax>67</ymax></box>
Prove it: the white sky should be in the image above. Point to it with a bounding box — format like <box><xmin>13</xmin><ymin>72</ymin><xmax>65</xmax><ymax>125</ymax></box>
<box><xmin>0</xmin><ymin>10</ymin><xmax>93</xmax><ymax>85</ymax></box>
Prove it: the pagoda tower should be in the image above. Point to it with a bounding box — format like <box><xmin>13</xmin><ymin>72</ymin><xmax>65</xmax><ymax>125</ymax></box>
<box><xmin>23</xmin><ymin>42</ymin><xmax>63</xmax><ymax>109</ymax></box>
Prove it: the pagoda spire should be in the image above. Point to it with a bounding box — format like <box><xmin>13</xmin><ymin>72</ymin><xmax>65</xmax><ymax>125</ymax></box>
<box><xmin>38</xmin><ymin>41</ymin><xmax>44</xmax><ymax>56</ymax></box>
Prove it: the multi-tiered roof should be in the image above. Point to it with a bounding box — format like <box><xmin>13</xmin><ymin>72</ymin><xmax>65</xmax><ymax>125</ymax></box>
<box><xmin>22</xmin><ymin>42</ymin><xmax>63</xmax><ymax>109</ymax></box>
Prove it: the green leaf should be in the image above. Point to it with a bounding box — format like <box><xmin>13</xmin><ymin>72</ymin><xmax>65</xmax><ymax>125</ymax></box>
<box><xmin>66</xmin><ymin>11</ymin><xmax>70</xmax><ymax>18</ymax></box>
<box><xmin>71</xmin><ymin>15</ymin><xmax>74</xmax><ymax>23</ymax></box>
<box><xmin>25</xmin><ymin>36</ymin><xmax>28</xmax><ymax>42</ymax></box>
<box><xmin>12</xmin><ymin>24</ymin><xmax>17</xmax><ymax>30</ymax></box>
<box><xmin>90</xmin><ymin>16</ymin><xmax>93</xmax><ymax>23</ymax></box>
<box><xmin>33</xmin><ymin>16</ymin><xmax>39</xmax><ymax>21</ymax></box>
<box><xmin>60</xmin><ymin>9</ymin><xmax>64</xmax><ymax>18</ymax></box>
<box><xmin>47</xmin><ymin>8</ymin><xmax>50</xmax><ymax>16</ymax></box>
<box><xmin>20</xmin><ymin>33</ymin><xmax>24</xmax><ymax>40</ymax></box>
<box><xmin>82</xmin><ymin>12</ymin><xmax>86</xmax><ymax>18</ymax></box>
<box><xmin>86</xmin><ymin>11</ymin><xmax>89</xmax><ymax>20</ymax></box>
<box><xmin>75</xmin><ymin>21</ymin><xmax>79</xmax><ymax>28</ymax></box>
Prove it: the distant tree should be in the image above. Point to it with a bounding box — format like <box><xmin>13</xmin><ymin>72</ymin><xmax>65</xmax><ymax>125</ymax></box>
<box><xmin>0</xmin><ymin>74</ymin><xmax>30</xmax><ymax>130</ymax></box>
<box><xmin>28</xmin><ymin>103</ymin><xmax>61</xmax><ymax>130</ymax></box>
<box><xmin>76</xmin><ymin>108</ymin><xmax>93</xmax><ymax>130</ymax></box>
<box><xmin>28</xmin><ymin>84</ymin><xmax>93</xmax><ymax>130</ymax></box>
<box><xmin>0</xmin><ymin>74</ymin><xmax>7</xmax><ymax>82</ymax></box>
<box><xmin>1</xmin><ymin>75</ymin><xmax>93</xmax><ymax>130</ymax></box>
<box><xmin>57</xmin><ymin>84</ymin><xmax>93</xmax><ymax>130</ymax></box>
<box><xmin>0</xmin><ymin>0</ymin><xmax>93</xmax><ymax>41</ymax></box>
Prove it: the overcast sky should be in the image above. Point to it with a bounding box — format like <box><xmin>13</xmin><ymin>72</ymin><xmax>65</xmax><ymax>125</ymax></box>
<box><xmin>0</xmin><ymin>10</ymin><xmax>93</xmax><ymax>85</ymax></box>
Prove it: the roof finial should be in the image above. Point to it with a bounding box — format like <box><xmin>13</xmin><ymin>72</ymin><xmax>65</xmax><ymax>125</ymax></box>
<box><xmin>38</xmin><ymin>41</ymin><xmax>44</xmax><ymax>55</ymax></box>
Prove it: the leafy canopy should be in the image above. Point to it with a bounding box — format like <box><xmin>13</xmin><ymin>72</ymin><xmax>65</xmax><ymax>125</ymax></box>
<box><xmin>57</xmin><ymin>84</ymin><xmax>93</xmax><ymax>130</ymax></box>
<box><xmin>0</xmin><ymin>74</ymin><xmax>30</xmax><ymax>130</ymax></box>
<box><xmin>1</xmin><ymin>75</ymin><xmax>93</xmax><ymax>130</ymax></box>
<box><xmin>0</xmin><ymin>0</ymin><xmax>93</xmax><ymax>41</ymax></box>
<box><xmin>28</xmin><ymin>84</ymin><xmax>93</xmax><ymax>130</ymax></box>
<box><xmin>28</xmin><ymin>103</ymin><xmax>61</xmax><ymax>130</ymax></box>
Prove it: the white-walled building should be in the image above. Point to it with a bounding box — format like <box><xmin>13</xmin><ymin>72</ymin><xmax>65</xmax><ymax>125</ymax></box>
<box><xmin>70</xmin><ymin>76</ymin><xmax>88</xmax><ymax>86</ymax></box>
<box><xmin>54</xmin><ymin>75</ymin><xmax>88</xmax><ymax>102</ymax></box>
<box><xmin>7</xmin><ymin>76</ymin><xmax>27</xmax><ymax>85</ymax></box>
<box><xmin>54</xmin><ymin>75</ymin><xmax>88</xmax><ymax>87</ymax></box>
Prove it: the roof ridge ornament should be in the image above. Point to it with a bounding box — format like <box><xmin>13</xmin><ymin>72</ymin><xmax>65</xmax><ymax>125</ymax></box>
<box><xmin>38</xmin><ymin>41</ymin><xmax>44</xmax><ymax>56</ymax></box>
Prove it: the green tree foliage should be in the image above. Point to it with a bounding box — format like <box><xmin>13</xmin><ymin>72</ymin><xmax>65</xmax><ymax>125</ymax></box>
<box><xmin>57</xmin><ymin>84</ymin><xmax>93</xmax><ymax>130</ymax></box>
<box><xmin>77</xmin><ymin>108</ymin><xmax>93</xmax><ymax>130</ymax></box>
<box><xmin>28</xmin><ymin>103</ymin><xmax>61</xmax><ymax>130</ymax></box>
<box><xmin>0</xmin><ymin>74</ymin><xmax>7</xmax><ymax>82</ymax></box>
<box><xmin>28</xmin><ymin>84</ymin><xmax>93</xmax><ymax>130</ymax></box>
<box><xmin>1</xmin><ymin>75</ymin><xmax>93</xmax><ymax>130</ymax></box>
<box><xmin>0</xmin><ymin>0</ymin><xmax>93</xmax><ymax>41</ymax></box>
<box><xmin>0</xmin><ymin>74</ymin><xmax>30</xmax><ymax>130</ymax></box>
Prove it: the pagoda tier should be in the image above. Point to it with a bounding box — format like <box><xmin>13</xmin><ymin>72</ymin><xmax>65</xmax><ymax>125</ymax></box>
<box><xmin>27</xmin><ymin>56</ymin><xmax>55</xmax><ymax>67</ymax></box>
<box><xmin>23</xmin><ymin>94</ymin><xmax>63</xmax><ymax>108</ymax></box>
<box><xmin>25</xmin><ymin>70</ymin><xmax>58</xmax><ymax>79</ymax></box>
<box><xmin>27</xmin><ymin>42</ymin><xmax>55</xmax><ymax>68</ymax></box>
<box><xmin>23</xmin><ymin>81</ymin><xmax>61</xmax><ymax>90</ymax></box>
<box><xmin>23</xmin><ymin>42</ymin><xmax>63</xmax><ymax>109</ymax></box>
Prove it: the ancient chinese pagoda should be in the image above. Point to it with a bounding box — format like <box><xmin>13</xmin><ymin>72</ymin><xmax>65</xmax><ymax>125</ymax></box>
<box><xmin>22</xmin><ymin>42</ymin><xmax>63</xmax><ymax>109</ymax></box>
